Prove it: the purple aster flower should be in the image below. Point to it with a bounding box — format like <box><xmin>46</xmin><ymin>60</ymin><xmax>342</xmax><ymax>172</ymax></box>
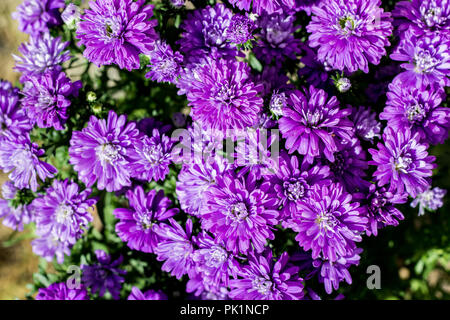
<box><xmin>411</xmin><ymin>186</ymin><xmax>447</xmax><ymax>216</ymax></box>
<box><xmin>177</xmin><ymin>4</ymin><xmax>237</xmax><ymax>64</ymax></box>
<box><xmin>127</xmin><ymin>287</ymin><xmax>167</xmax><ymax>300</ymax></box>
<box><xmin>154</xmin><ymin>218</ymin><xmax>195</xmax><ymax>280</ymax></box>
<box><xmin>0</xmin><ymin>134</ymin><xmax>57</xmax><ymax>192</ymax></box>
<box><xmin>393</xmin><ymin>0</ymin><xmax>450</xmax><ymax>36</ymax></box>
<box><xmin>61</xmin><ymin>3</ymin><xmax>81</xmax><ymax>30</ymax></box>
<box><xmin>176</xmin><ymin>157</ymin><xmax>230</xmax><ymax>217</ymax></box>
<box><xmin>229</xmin><ymin>251</ymin><xmax>305</xmax><ymax>300</ymax></box>
<box><xmin>81</xmin><ymin>250</ymin><xmax>126</xmax><ymax>299</ymax></box>
<box><xmin>269</xmin><ymin>90</ymin><xmax>287</xmax><ymax>117</ymax></box>
<box><xmin>32</xmin><ymin>229</ymin><xmax>72</xmax><ymax>263</ymax></box>
<box><xmin>288</xmin><ymin>183</ymin><xmax>367</xmax><ymax>262</ymax></box>
<box><xmin>369</xmin><ymin>127</ymin><xmax>436</xmax><ymax>198</ymax></box>
<box><xmin>350</xmin><ymin>106</ymin><xmax>381</xmax><ymax>142</ymax></box>
<box><xmin>12</xmin><ymin>0</ymin><xmax>64</xmax><ymax>36</ymax></box>
<box><xmin>363</xmin><ymin>184</ymin><xmax>406</xmax><ymax>236</ymax></box>
<box><xmin>0</xmin><ymin>81</ymin><xmax>32</xmax><ymax>141</ymax></box>
<box><xmin>13</xmin><ymin>33</ymin><xmax>70</xmax><ymax>80</ymax></box>
<box><xmin>253</xmin><ymin>13</ymin><xmax>301</xmax><ymax>65</ymax></box>
<box><xmin>226</xmin><ymin>14</ymin><xmax>255</xmax><ymax>45</ymax></box>
<box><xmin>298</xmin><ymin>45</ymin><xmax>332</xmax><ymax>88</ymax></box>
<box><xmin>36</xmin><ymin>282</ymin><xmax>89</xmax><ymax>300</ymax></box>
<box><xmin>227</xmin><ymin>0</ymin><xmax>300</xmax><ymax>15</ymax></box>
<box><xmin>278</xmin><ymin>86</ymin><xmax>354</xmax><ymax>164</ymax></box>
<box><xmin>201</xmin><ymin>171</ymin><xmax>279</xmax><ymax>255</ymax></box>
<box><xmin>170</xmin><ymin>0</ymin><xmax>185</xmax><ymax>8</ymax></box>
<box><xmin>127</xmin><ymin>128</ymin><xmax>173</xmax><ymax>182</ymax></box>
<box><xmin>267</xmin><ymin>152</ymin><xmax>331</xmax><ymax>220</ymax></box>
<box><xmin>145</xmin><ymin>40</ymin><xmax>183</xmax><ymax>84</ymax></box>
<box><xmin>0</xmin><ymin>182</ymin><xmax>32</xmax><ymax>231</ymax></box>
<box><xmin>21</xmin><ymin>70</ymin><xmax>82</xmax><ymax>130</ymax></box>
<box><xmin>306</xmin><ymin>0</ymin><xmax>393</xmax><ymax>73</ymax></box>
<box><xmin>381</xmin><ymin>81</ymin><xmax>449</xmax><ymax>145</ymax></box>
<box><xmin>390</xmin><ymin>30</ymin><xmax>450</xmax><ymax>87</ymax></box>
<box><xmin>69</xmin><ymin>110</ymin><xmax>140</xmax><ymax>192</ymax></box>
<box><xmin>76</xmin><ymin>0</ymin><xmax>158</xmax><ymax>71</ymax></box>
<box><xmin>181</xmin><ymin>57</ymin><xmax>263</xmax><ymax>134</ymax></box>
<box><xmin>313</xmin><ymin>248</ymin><xmax>362</xmax><ymax>294</ymax></box>
<box><xmin>32</xmin><ymin>179</ymin><xmax>96</xmax><ymax>244</ymax></box>
<box><xmin>114</xmin><ymin>186</ymin><xmax>179</xmax><ymax>253</ymax></box>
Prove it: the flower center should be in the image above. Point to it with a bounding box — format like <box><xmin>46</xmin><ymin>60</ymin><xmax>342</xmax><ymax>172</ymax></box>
<box><xmin>315</xmin><ymin>211</ymin><xmax>338</xmax><ymax>231</ymax></box>
<box><xmin>329</xmin><ymin>152</ymin><xmax>347</xmax><ymax>176</ymax></box>
<box><xmin>421</xmin><ymin>3</ymin><xmax>445</xmax><ymax>28</ymax></box>
<box><xmin>338</xmin><ymin>15</ymin><xmax>358</xmax><ymax>36</ymax></box>
<box><xmin>227</xmin><ymin>202</ymin><xmax>249</xmax><ymax>222</ymax></box>
<box><xmin>406</xmin><ymin>103</ymin><xmax>426</xmax><ymax>122</ymax></box>
<box><xmin>414</xmin><ymin>49</ymin><xmax>438</xmax><ymax>73</ymax></box>
<box><xmin>208</xmin><ymin>246</ymin><xmax>228</xmax><ymax>267</ymax></box>
<box><xmin>252</xmin><ymin>277</ymin><xmax>272</xmax><ymax>296</ymax></box>
<box><xmin>394</xmin><ymin>155</ymin><xmax>412</xmax><ymax>172</ymax></box>
<box><xmin>97</xmin><ymin>143</ymin><xmax>120</xmax><ymax>163</ymax></box>
<box><xmin>216</xmin><ymin>83</ymin><xmax>235</xmax><ymax>105</ymax></box>
<box><xmin>283</xmin><ymin>178</ymin><xmax>307</xmax><ymax>202</ymax></box>
<box><xmin>143</xmin><ymin>144</ymin><xmax>163</xmax><ymax>165</ymax></box>
<box><xmin>303</xmin><ymin>110</ymin><xmax>323</xmax><ymax>128</ymax></box>
<box><xmin>55</xmin><ymin>203</ymin><xmax>74</xmax><ymax>224</ymax></box>
<box><xmin>137</xmin><ymin>211</ymin><xmax>154</xmax><ymax>231</ymax></box>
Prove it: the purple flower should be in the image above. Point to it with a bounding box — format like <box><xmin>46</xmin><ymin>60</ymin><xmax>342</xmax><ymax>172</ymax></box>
<box><xmin>269</xmin><ymin>91</ymin><xmax>287</xmax><ymax>117</ymax></box>
<box><xmin>69</xmin><ymin>110</ymin><xmax>140</xmax><ymax>192</ymax></box>
<box><xmin>127</xmin><ymin>287</ymin><xmax>167</xmax><ymax>300</ymax></box>
<box><xmin>36</xmin><ymin>282</ymin><xmax>89</xmax><ymax>300</ymax></box>
<box><xmin>61</xmin><ymin>3</ymin><xmax>81</xmax><ymax>29</ymax></box>
<box><xmin>76</xmin><ymin>0</ymin><xmax>158</xmax><ymax>71</ymax></box>
<box><xmin>154</xmin><ymin>218</ymin><xmax>195</xmax><ymax>280</ymax></box>
<box><xmin>128</xmin><ymin>128</ymin><xmax>173</xmax><ymax>182</ymax></box>
<box><xmin>390</xmin><ymin>30</ymin><xmax>450</xmax><ymax>87</ymax></box>
<box><xmin>176</xmin><ymin>157</ymin><xmax>230</xmax><ymax>217</ymax></box>
<box><xmin>181</xmin><ymin>58</ymin><xmax>263</xmax><ymax>134</ymax></box>
<box><xmin>267</xmin><ymin>152</ymin><xmax>331</xmax><ymax>220</ymax></box>
<box><xmin>350</xmin><ymin>106</ymin><xmax>381</xmax><ymax>142</ymax></box>
<box><xmin>306</xmin><ymin>0</ymin><xmax>393</xmax><ymax>73</ymax></box>
<box><xmin>253</xmin><ymin>65</ymin><xmax>291</xmax><ymax>97</ymax></box>
<box><xmin>226</xmin><ymin>14</ymin><xmax>255</xmax><ymax>45</ymax></box>
<box><xmin>81</xmin><ymin>250</ymin><xmax>126</xmax><ymax>299</ymax></box>
<box><xmin>411</xmin><ymin>186</ymin><xmax>447</xmax><ymax>216</ymax></box>
<box><xmin>229</xmin><ymin>251</ymin><xmax>304</xmax><ymax>300</ymax></box>
<box><xmin>0</xmin><ymin>134</ymin><xmax>57</xmax><ymax>191</ymax></box>
<box><xmin>12</xmin><ymin>0</ymin><xmax>64</xmax><ymax>36</ymax></box>
<box><xmin>393</xmin><ymin>0</ymin><xmax>450</xmax><ymax>36</ymax></box>
<box><xmin>201</xmin><ymin>171</ymin><xmax>279</xmax><ymax>255</ymax></box>
<box><xmin>363</xmin><ymin>184</ymin><xmax>406</xmax><ymax>236</ymax></box>
<box><xmin>32</xmin><ymin>230</ymin><xmax>72</xmax><ymax>264</ymax></box>
<box><xmin>114</xmin><ymin>186</ymin><xmax>178</xmax><ymax>253</ymax></box>
<box><xmin>177</xmin><ymin>4</ymin><xmax>237</xmax><ymax>64</ymax></box>
<box><xmin>254</xmin><ymin>13</ymin><xmax>301</xmax><ymax>65</ymax></box>
<box><xmin>13</xmin><ymin>33</ymin><xmax>70</xmax><ymax>80</ymax></box>
<box><xmin>381</xmin><ymin>81</ymin><xmax>449</xmax><ymax>145</ymax></box>
<box><xmin>145</xmin><ymin>41</ymin><xmax>183</xmax><ymax>84</ymax></box>
<box><xmin>288</xmin><ymin>183</ymin><xmax>367</xmax><ymax>262</ymax></box>
<box><xmin>0</xmin><ymin>182</ymin><xmax>32</xmax><ymax>231</ymax></box>
<box><xmin>32</xmin><ymin>179</ymin><xmax>96</xmax><ymax>244</ymax></box>
<box><xmin>369</xmin><ymin>127</ymin><xmax>436</xmax><ymax>198</ymax></box>
<box><xmin>22</xmin><ymin>70</ymin><xmax>82</xmax><ymax>130</ymax></box>
<box><xmin>0</xmin><ymin>81</ymin><xmax>32</xmax><ymax>141</ymax></box>
<box><xmin>278</xmin><ymin>86</ymin><xmax>354</xmax><ymax>164</ymax></box>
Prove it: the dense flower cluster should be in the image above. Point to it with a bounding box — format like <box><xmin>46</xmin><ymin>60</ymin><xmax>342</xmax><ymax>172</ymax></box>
<box><xmin>1</xmin><ymin>0</ymin><xmax>448</xmax><ymax>301</ymax></box>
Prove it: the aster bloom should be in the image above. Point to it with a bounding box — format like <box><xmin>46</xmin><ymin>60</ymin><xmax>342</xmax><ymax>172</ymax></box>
<box><xmin>269</xmin><ymin>91</ymin><xmax>287</xmax><ymax>117</ymax></box>
<box><xmin>177</xmin><ymin>4</ymin><xmax>237</xmax><ymax>64</ymax></box>
<box><xmin>36</xmin><ymin>282</ymin><xmax>89</xmax><ymax>300</ymax></box>
<box><xmin>229</xmin><ymin>251</ymin><xmax>304</xmax><ymax>300</ymax></box>
<box><xmin>393</xmin><ymin>0</ymin><xmax>450</xmax><ymax>36</ymax></box>
<box><xmin>32</xmin><ymin>179</ymin><xmax>96</xmax><ymax>244</ymax></box>
<box><xmin>182</xmin><ymin>58</ymin><xmax>263</xmax><ymax>134</ymax></box>
<box><xmin>13</xmin><ymin>32</ymin><xmax>70</xmax><ymax>80</ymax></box>
<box><xmin>61</xmin><ymin>3</ymin><xmax>81</xmax><ymax>30</ymax></box>
<box><xmin>0</xmin><ymin>134</ymin><xmax>56</xmax><ymax>192</ymax></box>
<box><xmin>0</xmin><ymin>182</ymin><xmax>32</xmax><ymax>231</ymax></box>
<box><xmin>288</xmin><ymin>183</ymin><xmax>367</xmax><ymax>262</ymax></box>
<box><xmin>69</xmin><ymin>110</ymin><xmax>140</xmax><ymax>192</ymax></box>
<box><xmin>267</xmin><ymin>152</ymin><xmax>331</xmax><ymax>220</ymax></box>
<box><xmin>390</xmin><ymin>30</ymin><xmax>450</xmax><ymax>87</ymax></box>
<box><xmin>22</xmin><ymin>70</ymin><xmax>82</xmax><ymax>130</ymax></box>
<box><xmin>0</xmin><ymin>81</ymin><xmax>32</xmax><ymax>141</ymax></box>
<box><xmin>81</xmin><ymin>250</ymin><xmax>126</xmax><ymax>299</ymax></box>
<box><xmin>32</xmin><ymin>229</ymin><xmax>72</xmax><ymax>263</ymax></box>
<box><xmin>12</xmin><ymin>0</ymin><xmax>64</xmax><ymax>36</ymax></box>
<box><xmin>313</xmin><ymin>248</ymin><xmax>362</xmax><ymax>294</ymax></box>
<box><xmin>363</xmin><ymin>184</ymin><xmax>407</xmax><ymax>236</ymax></box>
<box><xmin>369</xmin><ymin>127</ymin><xmax>436</xmax><ymax>198</ymax></box>
<box><xmin>411</xmin><ymin>186</ymin><xmax>447</xmax><ymax>216</ymax></box>
<box><xmin>350</xmin><ymin>106</ymin><xmax>381</xmax><ymax>142</ymax></box>
<box><xmin>76</xmin><ymin>0</ymin><xmax>158</xmax><ymax>71</ymax></box>
<box><xmin>113</xmin><ymin>186</ymin><xmax>179</xmax><ymax>253</ymax></box>
<box><xmin>127</xmin><ymin>287</ymin><xmax>167</xmax><ymax>300</ymax></box>
<box><xmin>306</xmin><ymin>0</ymin><xmax>393</xmax><ymax>73</ymax></box>
<box><xmin>176</xmin><ymin>157</ymin><xmax>230</xmax><ymax>217</ymax></box>
<box><xmin>201</xmin><ymin>171</ymin><xmax>279</xmax><ymax>255</ymax></box>
<box><xmin>226</xmin><ymin>14</ymin><xmax>255</xmax><ymax>45</ymax></box>
<box><xmin>127</xmin><ymin>128</ymin><xmax>173</xmax><ymax>182</ymax></box>
<box><xmin>278</xmin><ymin>86</ymin><xmax>354</xmax><ymax>164</ymax></box>
<box><xmin>381</xmin><ymin>81</ymin><xmax>449</xmax><ymax>145</ymax></box>
<box><xmin>253</xmin><ymin>13</ymin><xmax>301</xmax><ymax>65</ymax></box>
<box><xmin>154</xmin><ymin>218</ymin><xmax>195</xmax><ymax>280</ymax></box>
<box><xmin>145</xmin><ymin>40</ymin><xmax>183</xmax><ymax>84</ymax></box>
